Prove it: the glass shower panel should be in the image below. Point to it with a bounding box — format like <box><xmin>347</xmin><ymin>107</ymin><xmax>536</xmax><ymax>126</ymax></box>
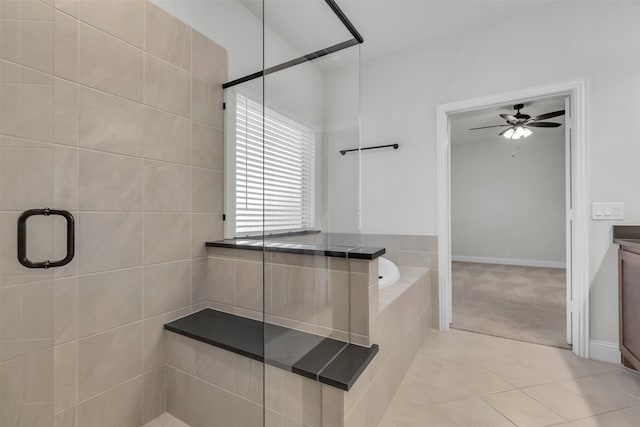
<box><xmin>262</xmin><ymin>0</ymin><xmax>361</xmax><ymax>425</ymax></box>
<box><xmin>0</xmin><ymin>3</ymin><xmax>57</xmax><ymax>425</ymax></box>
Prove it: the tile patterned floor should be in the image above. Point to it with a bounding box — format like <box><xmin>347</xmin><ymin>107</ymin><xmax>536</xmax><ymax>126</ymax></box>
<box><xmin>451</xmin><ymin>262</ymin><xmax>569</xmax><ymax>348</ymax></box>
<box><xmin>380</xmin><ymin>329</ymin><xmax>640</xmax><ymax>427</ymax></box>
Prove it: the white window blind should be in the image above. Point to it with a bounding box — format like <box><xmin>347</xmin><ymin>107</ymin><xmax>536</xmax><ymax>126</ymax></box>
<box><xmin>235</xmin><ymin>94</ymin><xmax>316</xmax><ymax>235</ymax></box>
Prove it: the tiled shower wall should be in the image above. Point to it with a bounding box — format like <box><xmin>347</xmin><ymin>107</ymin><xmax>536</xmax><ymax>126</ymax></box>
<box><xmin>205</xmin><ymin>248</ymin><xmax>376</xmax><ymax>345</ymax></box>
<box><xmin>0</xmin><ymin>1</ymin><xmax>226</xmax><ymax>425</ymax></box>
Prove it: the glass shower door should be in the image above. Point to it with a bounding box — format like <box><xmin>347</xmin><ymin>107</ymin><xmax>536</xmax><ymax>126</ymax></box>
<box><xmin>1</xmin><ymin>3</ymin><xmax>64</xmax><ymax>425</ymax></box>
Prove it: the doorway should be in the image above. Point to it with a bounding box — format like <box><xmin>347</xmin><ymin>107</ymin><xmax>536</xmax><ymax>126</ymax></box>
<box><xmin>448</xmin><ymin>96</ymin><xmax>569</xmax><ymax>348</ymax></box>
<box><xmin>436</xmin><ymin>80</ymin><xmax>590</xmax><ymax>358</ymax></box>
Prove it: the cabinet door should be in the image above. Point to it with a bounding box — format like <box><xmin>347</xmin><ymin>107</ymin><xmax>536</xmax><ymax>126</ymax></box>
<box><xmin>619</xmin><ymin>249</ymin><xmax>640</xmax><ymax>370</ymax></box>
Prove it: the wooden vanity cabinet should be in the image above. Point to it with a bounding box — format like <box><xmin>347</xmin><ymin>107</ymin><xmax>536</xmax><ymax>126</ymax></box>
<box><xmin>619</xmin><ymin>246</ymin><xmax>640</xmax><ymax>371</ymax></box>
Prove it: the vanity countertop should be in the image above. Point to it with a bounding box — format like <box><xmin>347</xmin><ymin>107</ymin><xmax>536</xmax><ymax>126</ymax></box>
<box><xmin>613</xmin><ymin>225</ymin><xmax>640</xmax><ymax>251</ymax></box>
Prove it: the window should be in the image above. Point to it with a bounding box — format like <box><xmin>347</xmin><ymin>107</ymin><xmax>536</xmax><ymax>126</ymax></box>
<box><xmin>234</xmin><ymin>94</ymin><xmax>316</xmax><ymax>235</ymax></box>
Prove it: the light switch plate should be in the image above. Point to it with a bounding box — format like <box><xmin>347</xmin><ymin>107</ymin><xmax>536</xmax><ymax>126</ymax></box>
<box><xmin>592</xmin><ymin>202</ymin><xmax>624</xmax><ymax>220</ymax></box>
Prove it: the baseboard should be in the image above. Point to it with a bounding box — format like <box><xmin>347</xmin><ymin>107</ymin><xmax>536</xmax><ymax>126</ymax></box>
<box><xmin>589</xmin><ymin>340</ymin><xmax>620</xmax><ymax>363</ymax></box>
<box><xmin>451</xmin><ymin>255</ymin><xmax>566</xmax><ymax>269</ymax></box>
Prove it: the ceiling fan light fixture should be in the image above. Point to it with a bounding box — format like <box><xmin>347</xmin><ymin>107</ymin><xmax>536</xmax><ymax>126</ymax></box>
<box><xmin>514</xmin><ymin>126</ymin><xmax>527</xmax><ymax>139</ymax></box>
<box><xmin>522</xmin><ymin>127</ymin><xmax>532</xmax><ymax>138</ymax></box>
<box><xmin>503</xmin><ymin>128</ymin><xmax>515</xmax><ymax>139</ymax></box>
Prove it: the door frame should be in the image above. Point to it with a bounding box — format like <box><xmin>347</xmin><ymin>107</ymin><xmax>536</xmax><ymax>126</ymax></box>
<box><xmin>436</xmin><ymin>79</ymin><xmax>589</xmax><ymax>358</ymax></box>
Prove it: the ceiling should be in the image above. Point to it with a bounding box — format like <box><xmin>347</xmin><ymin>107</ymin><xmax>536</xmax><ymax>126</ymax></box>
<box><xmin>450</xmin><ymin>96</ymin><xmax>566</xmax><ymax>145</ymax></box>
<box><xmin>239</xmin><ymin>0</ymin><xmax>546</xmax><ymax>65</ymax></box>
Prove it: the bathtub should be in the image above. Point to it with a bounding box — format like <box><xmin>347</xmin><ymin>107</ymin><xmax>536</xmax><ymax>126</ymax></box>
<box><xmin>378</xmin><ymin>257</ymin><xmax>400</xmax><ymax>289</ymax></box>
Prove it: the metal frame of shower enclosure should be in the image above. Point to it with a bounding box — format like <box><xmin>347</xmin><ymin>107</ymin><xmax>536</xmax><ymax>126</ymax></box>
<box><xmin>222</xmin><ymin>0</ymin><xmax>363</xmax><ymax>89</ymax></box>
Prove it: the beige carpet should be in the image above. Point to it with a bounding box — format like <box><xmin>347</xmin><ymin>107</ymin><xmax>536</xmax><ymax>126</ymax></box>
<box><xmin>451</xmin><ymin>261</ymin><xmax>569</xmax><ymax>349</ymax></box>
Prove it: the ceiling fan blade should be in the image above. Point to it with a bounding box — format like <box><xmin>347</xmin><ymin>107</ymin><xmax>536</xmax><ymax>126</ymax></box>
<box><xmin>527</xmin><ymin>122</ymin><xmax>562</xmax><ymax>128</ymax></box>
<box><xmin>499</xmin><ymin>114</ymin><xmax>518</xmax><ymax>123</ymax></box>
<box><xmin>469</xmin><ymin>124</ymin><xmax>510</xmax><ymax>130</ymax></box>
<box><xmin>532</xmin><ymin>110</ymin><xmax>565</xmax><ymax>121</ymax></box>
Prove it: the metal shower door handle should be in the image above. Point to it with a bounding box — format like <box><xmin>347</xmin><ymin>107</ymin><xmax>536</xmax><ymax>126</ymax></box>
<box><xmin>17</xmin><ymin>208</ymin><xmax>75</xmax><ymax>269</ymax></box>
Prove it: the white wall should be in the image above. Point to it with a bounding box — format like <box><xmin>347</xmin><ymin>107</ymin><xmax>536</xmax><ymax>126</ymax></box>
<box><xmin>324</xmin><ymin>1</ymin><xmax>640</xmax><ymax>343</ymax></box>
<box><xmin>451</xmin><ymin>134</ymin><xmax>566</xmax><ymax>265</ymax></box>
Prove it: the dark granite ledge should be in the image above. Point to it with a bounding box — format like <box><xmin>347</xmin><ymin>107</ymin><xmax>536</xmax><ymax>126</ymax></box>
<box><xmin>164</xmin><ymin>309</ymin><xmax>378</xmax><ymax>391</ymax></box>
<box><xmin>613</xmin><ymin>226</ymin><xmax>640</xmax><ymax>251</ymax></box>
<box><xmin>205</xmin><ymin>239</ymin><xmax>385</xmax><ymax>260</ymax></box>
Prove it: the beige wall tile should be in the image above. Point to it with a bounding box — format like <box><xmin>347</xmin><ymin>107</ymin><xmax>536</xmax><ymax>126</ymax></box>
<box><xmin>269</xmin><ymin>264</ymin><xmax>316</xmax><ymax>323</ymax></box>
<box><xmin>22</xmin><ymin>280</ymin><xmax>54</xmax><ymax>339</ymax></box>
<box><xmin>265</xmin><ymin>364</ymin><xmax>282</xmax><ymax>412</ymax></box>
<box><xmin>165</xmin><ymin>366</ymin><xmax>192</xmax><ymax>425</ymax></box>
<box><xmin>54</xmin><ymin>408</ymin><xmax>76</xmax><ymax>427</ymax></box>
<box><xmin>144</xmin><ymin>160</ymin><xmax>190</xmax><ymax>212</ymax></box>
<box><xmin>0</xmin><ymin>212</ymin><xmax>52</xmax><ymax>287</ymax></box>
<box><xmin>54</xmin><ymin>341</ymin><xmax>76</xmax><ymax>413</ymax></box>
<box><xmin>1</xmin><ymin>59</ymin><xmax>52</xmax><ymax>84</ymax></box>
<box><xmin>207</xmin><ymin>257</ymin><xmax>235</xmax><ymax>305</ymax></box>
<box><xmin>55</xmin><ymin>0</ymin><xmax>78</xmax><ymax>17</ymax></box>
<box><xmin>77</xmin><ymin>268</ymin><xmax>142</xmax><ymax>337</ymax></box>
<box><xmin>79</xmin><ymin>23</ymin><xmax>142</xmax><ymax>102</ymax></box>
<box><xmin>349</xmin><ymin>271</ymin><xmax>369</xmax><ymax>339</ymax></box>
<box><xmin>145</xmin><ymin>2</ymin><xmax>191</xmax><ymax>70</ymax></box>
<box><xmin>322</xmin><ymin>385</ymin><xmax>344</xmax><ymax>427</ymax></box>
<box><xmin>77</xmin><ymin>213</ymin><xmax>143</xmax><ymax>274</ymax></box>
<box><xmin>166</xmin><ymin>332</ymin><xmax>195</xmax><ymax>374</ymax></box>
<box><xmin>191</xmin><ymin>213</ymin><xmax>222</xmax><ymax>258</ymax></box>
<box><xmin>142</xmin><ymin>367</ymin><xmax>165</xmax><ymax>424</ymax></box>
<box><xmin>281</xmin><ymin>372</ymin><xmax>321</xmax><ymax>426</ymax></box>
<box><xmin>190</xmin><ymin>257</ymin><xmax>208</xmax><ymax>304</ymax></box>
<box><xmin>53</xmin><ymin>211</ymin><xmax>79</xmax><ymax>279</ymax></box>
<box><xmin>192</xmin><ymin>168</ymin><xmax>223</xmax><ymax>213</ymax></box>
<box><xmin>234</xmin><ymin>356</ymin><xmax>263</xmax><ymax>404</ymax></box>
<box><xmin>79</xmin><ymin>149</ymin><xmax>143</xmax><ymax>211</ymax></box>
<box><xmin>235</xmin><ymin>260</ymin><xmax>263</xmax><ymax>312</ymax></box>
<box><xmin>191</xmin><ymin>77</ymin><xmax>222</xmax><ymax>128</ymax></box>
<box><xmin>1</xmin><ymin>20</ymin><xmax>54</xmax><ymax>74</ymax></box>
<box><xmin>142</xmin><ymin>107</ymin><xmax>191</xmax><ymax>165</ymax></box>
<box><xmin>195</xmin><ymin>341</ymin><xmax>235</xmax><ymax>391</ymax></box>
<box><xmin>21</xmin><ymin>0</ymin><xmax>55</xmax><ymax>20</ymax></box>
<box><xmin>79</xmin><ymin>87</ymin><xmax>143</xmax><ymax>156</ymax></box>
<box><xmin>144</xmin><ymin>213</ymin><xmax>190</xmax><ymax>264</ymax></box>
<box><xmin>54</xmin><ymin>144</ymin><xmax>78</xmax><ymax>210</ymax></box>
<box><xmin>192</xmin><ymin>122</ymin><xmax>223</xmax><ymax>170</ymax></box>
<box><xmin>144</xmin><ymin>54</ymin><xmax>190</xmax><ymax>118</ymax></box>
<box><xmin>78</xmin><ymin>0</ymin><xmax>144</xmax><ymax>47</ymax></box>
<box><xmin>54</xmin><ymin>10</ymin><xmax>77</xmax><ymax>81</ymax></box>
<box><xmin>234</xmin><ymin>396</ymin><xmax>263</xmax><ymax>427</ymax></box>
<box><xmin>54</xmin><ymin>277</ymin><xmax>77</xmax><ymax>345</ymax></box>
<box><xmin>77</xmin><ymin>322</ymin><xmax>142</xmax><ymax>400</ymax></box>
<box><xmin>0</xmin><ymin>348</ymin><xmax>53</xmax><ymax>406</ymax></box>
<box><xmin>54</xmin><ymin>78</ymin><xmax>79</xmax><ymax>146</ymax></box>
<box><xmin>77</xmin><ymin>377</ymin><xmax>142</xmax><ymax>427</ymax></box>
<box><xmin>191</xmin><ymin>30</ymin><xmax>227</xmax><ymax>85</ymax></box>
<box><xmin>0</xmin><ymin>143</ymin><xmax>54</xmax><ymax>210</ymax></box>
<box><xmin>166</xmin><ymin>365</ymin><xmax>234</xmax><ymax>427</ymax></box>
<box><xmin>316</xmin><ymin>270</ymin><xmax>349</xmax><ymax>332</ymax></box>
<box><xmin>143</xmin><ymin>261</ymin><xmax>190</xmax><ymax>318</ymax></box>
<box><xmin>142</xmin><ymin>307</ymin><xmax>190</xmax><ymax>372</ymax></box>
<box><xmin>1</xmin><ymin>83</ymin><xmax>54</xmax><ymax>141</ymax></box>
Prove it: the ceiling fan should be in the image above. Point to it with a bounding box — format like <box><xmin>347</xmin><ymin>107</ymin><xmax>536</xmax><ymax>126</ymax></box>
<box><xmin>469</xmin><ymin>103</ymin><xmax>565</xmax><ymax>140</ymax></box>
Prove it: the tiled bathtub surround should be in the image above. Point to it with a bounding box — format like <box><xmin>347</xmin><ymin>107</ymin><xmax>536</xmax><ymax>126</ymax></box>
<box><xmin>268</xmin><ymin>232</ymin><xmax>440</xmax><ymax>329</ymax></box>
<box><xmin>338</xmin><ymin>266</ymin><xmax>432</xmax><ymax>427</ymax></box>
<box><xmin>0</xmin><ymin>1</ymin><xmax>226</xmax><ymax>425</ymax></box>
